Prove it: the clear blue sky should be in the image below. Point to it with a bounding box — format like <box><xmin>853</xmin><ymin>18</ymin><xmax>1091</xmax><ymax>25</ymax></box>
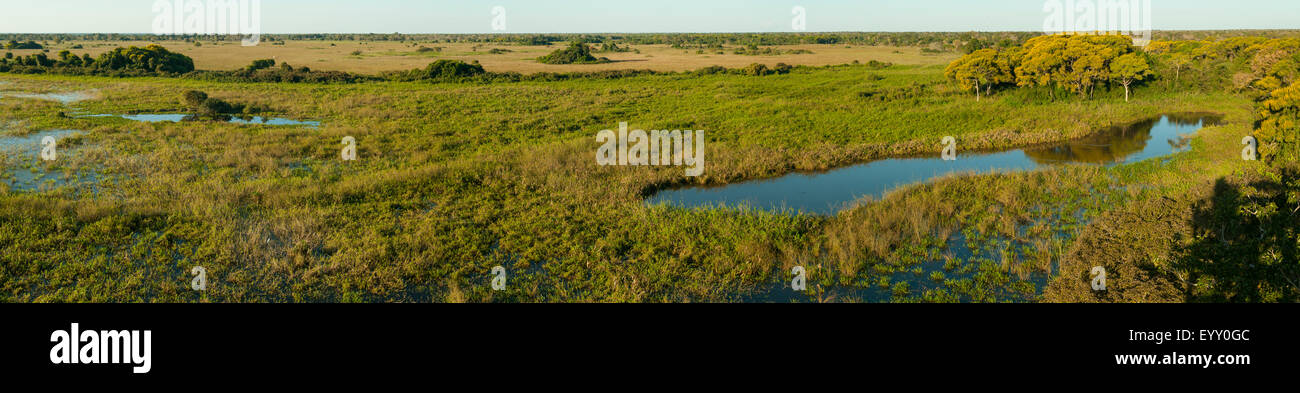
<box><xmin>2</xmin><ymin>0</ymin><xmax>1297</xmax><ymax>34</ymax></box>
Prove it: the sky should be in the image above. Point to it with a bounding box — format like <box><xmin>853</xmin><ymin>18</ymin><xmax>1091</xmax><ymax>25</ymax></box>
<box><xmin>1</xmin><ymin>0</ymin><xmax>1297</xmax><ymax>34</ymax></box>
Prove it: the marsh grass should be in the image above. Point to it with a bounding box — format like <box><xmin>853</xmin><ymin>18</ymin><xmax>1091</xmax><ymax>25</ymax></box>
<box><xmin>0</xmin><ymin>60</ymin><xmax>1259</xmax><ymax>302</ymax></box>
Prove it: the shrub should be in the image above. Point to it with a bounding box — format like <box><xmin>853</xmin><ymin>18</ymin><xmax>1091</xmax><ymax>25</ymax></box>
<box><xmin>695</xmin><ymin>65</ymin><xmax>727</xmax><ymax>75</ymax></box>
<box><xmin>743</xmin><ymin>63</ymin><xmax>771</xmax><ymax>76</ymax></box>
<box><xmin>187</xmin><ymin>68</ymin><xmax>372</xmax><ymax>84</ymax></box>
<box><xmin>93</xmin><ymin>44</ymin><xmax>194</xmax><ymax>73</ymax></box>
<box><xmin>181</xmin><ymin>90</ymin><xmax>208</xmax><ymax>109</ymax></box>
<box><xmin>537</xmin><ymin>42</ymin><xmax>610</xmax><ymax>64</ymax></box>
<box><xmin>423</xmin><ymin>59</ymin><xmax>486</xmax><ymax>79</ymax></box>
<box><xmin>173</xmin><ymin>90</ymin><xmax>254</xmax><ymax>119</ymax></box>
<box><xmin>865</xmin><ymin>60</ymin><xmax>892</xmax><ymax>69</ymax></box>
<box><xmin>196</xmin><ymin>98</ymin><xmax>254</xmax><ymax>119</ymax></box>
<box><xmin>246</xmin><ymin>59</ymin><xmax>276</xmax><ymax>71</ymax></box>
<box><xmin>599</xmin><ymin>42</ymin><xmax>632</xmax><ymax>53</ymax></box>
<box><xmin>3</xmin><ymin>40</ymin><xmax>42</xmax><ymax>50</ymax></box>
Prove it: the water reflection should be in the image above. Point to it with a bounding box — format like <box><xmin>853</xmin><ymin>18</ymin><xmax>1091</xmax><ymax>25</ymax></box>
<box><xmin>1023</xmin><ymin>114</ymin><xmax>1217</xmax><ymax>164</ymax></box>
<box><xmin>648</xmin><ymin>113</ymin><xmax>1221</xmax><ymax>215</ymax></box>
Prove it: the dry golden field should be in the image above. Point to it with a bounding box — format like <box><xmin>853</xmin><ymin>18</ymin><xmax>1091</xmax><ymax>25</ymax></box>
<box><xmin>6</xmin><ymin>40</ymin><xmax>960</xmax><ymax>74</ymax></box>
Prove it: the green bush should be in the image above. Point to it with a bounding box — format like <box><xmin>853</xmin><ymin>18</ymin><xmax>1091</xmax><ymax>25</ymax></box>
<box><xmin>199</xmin><ymin>98</ymin><xmax>234</xmax><ymax>116</ymax></box>
<box><xmin>537</xmin><ymin>42</ymin><xmax>610</xmax><ymax>65</ymax></box>
<box><xmin>3</xmin><ymin>40</ymin><xmax>42</xmax><ymax>49</ymax></box>
<box><xmin>181</xmin><ymin>90</ymin><xmax>208</xmax><ymax>109</ymax></box>
<box><xmin>93</xmin><ymin>44</ymin><xmax>194</xmax><ymax>73</ymax></box>
<box><xmin>422</xmin><ymin>59</ymin><xmax>486</xmax><ymax>79</ymax></box>
<box><xmin>743</xmin><ymin>63</ymin><xmax>771</xmax><ymax>76</ymax></box>
<box><xmin>246</xmin><ymin>59</ymin><xmax>276</xmax><ymax>71</ymax></box>
<box><xmin>173</xmin><ymin>89</ymin><xmax>256</xmax><ymax>119</ymax></box>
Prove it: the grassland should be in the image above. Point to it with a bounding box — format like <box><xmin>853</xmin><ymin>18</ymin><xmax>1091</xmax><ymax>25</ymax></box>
<box><xmin>4</xmin><ymin>40</ymin><xmax>956</xmax><ymax>74</ymax></box>
<box><xmin>0</xmin><ymin>40</ymin><xmax>1275</xmax><ymax>302</ymax></box>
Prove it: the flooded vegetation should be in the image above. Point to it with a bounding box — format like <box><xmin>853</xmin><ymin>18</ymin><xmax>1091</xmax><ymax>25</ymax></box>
<box><xmin>0</xmin><ymin>128</ymin><xmax>96</xmax><ymax>192</ymax></box>
<box><xmin>0</xmin><ymin>30</ymin><xmax>1296</xmax><ymax>304</ymax></box>
<box><xmin>0</xmin><ymin>90</ymin><xmax>92</xmax><ymax>104</ymax></box>
<box><xmin>80</xmin><ymin>113</ymin><xmax>321</xmax><ymax>127</ymax></box>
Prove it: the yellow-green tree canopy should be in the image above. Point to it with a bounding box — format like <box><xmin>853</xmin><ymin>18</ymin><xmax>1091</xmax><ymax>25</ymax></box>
<box><xmin>1145</xmin><ymin>40</ymin><xmax>1210</xmax><ymax>57</ymax></box>
<box><xmin>1245</xmin><ymin>39</ymin><xmax>1300</xmax><ymax>86</ymax></box>
<box><xmin>1110</xmin><ymin>53</ymin><xmax>1153</xmax><ymax>101</ymax></box>
<box><xmin>943</xmin><ymin>48</ymin><xmax>1013</xmax><ymax>100</ymax></box>
<box><xmin>1198</xmin><ymin>36</ymin><xmax>1267</xmax><ymax>61</ymax></box>
<box><xmin>1013</xmin><ymin>35</ymin><xmax>1070</xmax><ymax>89</ymax></box>
<box><xmin>1258</xmin><ymin>82</ymin><xmax>1300</xmax><ymax>163</ymax></box>
<box><xmin>1015</xmin><ymin>34</ymin><xmax>1138</xmax><ymax>97</ymax></box>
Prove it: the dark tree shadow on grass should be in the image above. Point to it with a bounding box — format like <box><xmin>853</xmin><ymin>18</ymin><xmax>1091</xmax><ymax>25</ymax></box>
<box><xmin>1175</xmin><ymin>168</ymin><xmax>1300</xmax><ymax>302</ymax></box>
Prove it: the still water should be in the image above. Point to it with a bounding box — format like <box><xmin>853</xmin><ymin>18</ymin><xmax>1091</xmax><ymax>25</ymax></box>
<box><xmin>80</xmin><ymin>113</ymin><xmax>321</xmax><ymax>127</ymax></box>
<box><xmin>0</xmin><ymin>129</ymin><xmax>88</xmax><ymax>191</ymax></box>
<box><xmin>648</xmin><ymin>113</ymin><xmax>1220</xmax><ymax>215</ymax></box>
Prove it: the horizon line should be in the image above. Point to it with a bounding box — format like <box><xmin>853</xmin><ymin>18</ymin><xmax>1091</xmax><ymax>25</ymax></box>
<box><xmin>5</xmin><ymin>29</ymin><xmax>1300</xmax><ymax>35</ymax></box>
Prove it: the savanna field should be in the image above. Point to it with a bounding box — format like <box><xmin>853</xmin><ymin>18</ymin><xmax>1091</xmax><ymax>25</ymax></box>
<box><xmin>1</xmin><ymin>32</ymin><xmax>1297</xmax><ymax>303</ymax></box>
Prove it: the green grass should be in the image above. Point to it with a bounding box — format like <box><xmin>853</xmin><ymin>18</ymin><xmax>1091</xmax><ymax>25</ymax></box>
<box><xmin>0</xmin><ymin>63</ymin><xmax>1261</xmax><ymax>302</ymax></box>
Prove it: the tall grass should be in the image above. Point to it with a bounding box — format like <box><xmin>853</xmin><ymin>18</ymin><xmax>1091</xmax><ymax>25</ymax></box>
<box><xmin>0</xmin><ymin>62</ymin><xmax>1258</xmax><ymax>302</ymax></box>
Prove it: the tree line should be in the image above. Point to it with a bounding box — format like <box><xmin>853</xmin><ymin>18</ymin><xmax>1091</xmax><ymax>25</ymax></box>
<box><xmin>6</xmin><ymin>31</ymin><xmax>1299</xmax><ymax>48</ymax></box>
<box><xmin>945</xmin><ymin>34</ymin><xmax>1152</xmax><ymax>101</ymax></box>
<box><xmin>0</xmin><ymin>41</ymin><xmax>819</xmax><ymax>83</ymax></box>
<box><xmin>945</xmin><ymin>34</ymin><xmax>1300</xmax><ymax>164</ymax></box>
<box><xmin>0</xmin><ymin>44</ymin><xmax>193</xmax><ymax>75</ymax></box>
<box><xmin>4</xmin><ymin>40</ymin><xmax>43</xmax><ymax>49</ymax></box>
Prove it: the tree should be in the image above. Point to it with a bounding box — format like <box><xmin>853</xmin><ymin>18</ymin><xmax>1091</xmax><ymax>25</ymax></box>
<box><xmin>1168</xmin><ymin>52</ymin><xmax>1192</xmax><ymax>83</ymax></box>
<box><xmin>422</xmin><ymin>59</ymin><xmax>486</xmax><ymax>79</ymax></box>
<box><xmin>1013</xmin><ymin>34</ymin><xmax>1138</xmax><ymax>99</ymax></box>
<box><xmin>1014</xmin><ymin>35</ymin><xmax>1070</xmax><ymax>98</ymax></box>
<box><xmin>31</xmin><ymin>53</ymin><xmax>52</xmax><ymax>67</ymax></box>
<box><xmin>246</xmin><ymin>59</ymin><xmax>276</xmax><ymax>71</ymax></box>
<box><xmin>537</xmin><ymin>42</ymin><xmax>610</xmax><ymax>64</ymax></box>
<box><xmin>180</xmin><ymin>90</ymin><xmax>208</xmax><ymax>110</ymax></box>
<box><xmin>199</xmin><ymin>98</ymin><xmax>234</xmax><ymax>117</ymax></box>
<box><xmin>944</xmin><ymin>49</ymin><xmax>1011</xmax><ymax>101</ymax></box>
<box><xmin>961</xmin><ymin>38</ymin><xmax>991</xmax><ymax>54</ymax></box>
<box><xmin>1204</xmin><ymin>36</ymin><xmax>1266</xmax><ymax>61</ymax></box>
<box><xmin>91</xmin><ymin>45</ymin><xmax>193</xmax><ymax>73</ymax></box>
<box><xmin>1065</xmin><ymin>52</ymin><xmax>1108</xmax><ymax>97</ymax></box>
<box><xmin>1063</xmin><ymin>35</ymin><xmax>1129</xmax><ymax>98</ymax></box>
<box><xmin>3</xmin><ymin>40</ymin><xmax>42</xmax><ymax>49</ymax></box>
<box><xmin>1110</xmin><ymin>53</ymin><xmax>1152</xmax><ymax>102</ymax></box>
<box><xmin>1258</xmin><ymin>82</ymin><xmax>1300</xmax><ymax>163</ymax></box>
<box><xmin>743</xmin><ymin>63</ymin><xmax>771</xmax><ymax>76</ymax></box>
